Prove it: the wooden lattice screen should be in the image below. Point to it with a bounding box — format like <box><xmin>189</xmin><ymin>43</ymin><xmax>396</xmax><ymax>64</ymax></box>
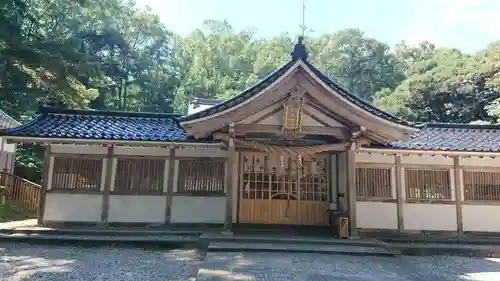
<box><xmin>405</xmin><ymin>169</ymin><xmax>451</xmax><ymax>200</ymax></box>
<box><xmin>464</xmin><ymin>171</ymin><xmax>500</xmax><ymax>201</ymax></box>
<box><xmin>52</xmin><ymin>157</ymin><xmax>102</xmax><ymax>191</ymax></box>
<box><xmin>114</xmin><ymin>158</ymin><xmax>165</xmax><ymax>194</ymax></box>
<box><xmin>177</xmin><ymin>159</ymin><xmax>225</xmax><ymax>194</ymax></box>
<box><xmin>355</xmin><ymin>167</ymin><xmax>392</xmax><ymax>198</ymax></box>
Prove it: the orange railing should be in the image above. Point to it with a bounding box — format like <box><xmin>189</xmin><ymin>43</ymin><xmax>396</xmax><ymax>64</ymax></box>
<box><xmin>0</xmin><ymin>171</ymin><xmax>41</xmax><ymax>214</ymax></box>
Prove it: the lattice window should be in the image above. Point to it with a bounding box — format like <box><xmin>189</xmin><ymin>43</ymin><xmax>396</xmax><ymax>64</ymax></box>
<box><xmin>464</xmin><ymin>171</ymin><xmax>500</xmax><ymax>201</ymax></box>
<box><xmin>241</xmin><ymin>154</ymin><xmax>328</xmax><ymax>201</ymax></box>
<box><xmin>114</xmin><ymin>158</ymin><xmax>164</xmax><ymax>194</ymax></box>
<box><xmin>51</xmin><ymin>157</ymin><xmax>102</xmax><ymax>191</ymax></box>
<box><xmin>177</xmin><ymin>158</ymin><xmax>225</xmax><ymax>194</ymax></box>
<box><xmin>356</xmin><ymin>167</ymin><xmax>392</xmax><ymax>198</ymax></box>
<box><xmin>405</xmin><ymin>169</ymin><xmax>451</xmax><ymax>200</ymax></box>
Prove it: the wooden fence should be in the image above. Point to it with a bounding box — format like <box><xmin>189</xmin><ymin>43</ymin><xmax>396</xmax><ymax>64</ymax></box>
<box><xmin>0</xmin><ymin>171</ymin><xmax>41</xmax><ymax>214</ymax></box>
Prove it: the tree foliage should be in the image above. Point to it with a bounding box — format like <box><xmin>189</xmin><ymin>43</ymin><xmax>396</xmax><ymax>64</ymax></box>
<box><xmin>3</xmin><ymin>0</ymin><xmax>500</xmax><ymax>178</ymax></box>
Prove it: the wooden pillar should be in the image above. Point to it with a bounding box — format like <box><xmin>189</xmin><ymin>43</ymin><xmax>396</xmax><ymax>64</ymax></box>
<box><xmin>346</xmin><ymin>142</ymin><xmax>357</xmax><ymax>237</ymax></box>
<box><xmin>37</xmin><ymin>145</ymin><xmax>51</xmax><ymax>225</ymax></box>
<box><xmin>328</xmin><ymin>154</ymin><xmax>338</xmax><ymax>226</ymax></box>
<box><xmin>100</xmin><ymin>146</ymin><xmax>114</xmax><ymax>223</ymax></box>
<box><xmin>0</xmin><ymin>138</ymin><xmax>5</xmax><ymax>172</ymax></box>
<box><xmin>395</xmin><ymin>154</ymin><xmax>404</xmax><ymax>232</ymax></box>
<box><xmin>165</xmin><ymin>147</ymin><xmax>176</xmax><ymax>224</ymax></box>
<box><xmin>454</xmin><ymin>156</ymin><xmax>464</xmax><ymax>235</ymax></box>
<box><xmin>224</xmin><ymin>124</ymin><xmax>236</xmax><ymax>234</ymax></box>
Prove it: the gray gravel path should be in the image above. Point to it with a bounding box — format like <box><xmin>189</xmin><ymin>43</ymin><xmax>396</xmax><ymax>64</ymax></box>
<box><xmin>2</xmin><ymin>243</ymin><xmax>500</xmax><ymax>280</ymax></box>
<box><xmin>199</xmin><ymin>252</ymin><xmax>500</xmax><ymax>280</ymax></box>
<box><xmin>0</xmin><ymin>243</ymin><xmax>202</xmax><ymax>281</ymax></box>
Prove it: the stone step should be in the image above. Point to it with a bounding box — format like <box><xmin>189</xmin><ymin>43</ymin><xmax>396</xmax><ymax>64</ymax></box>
<box><xmin>389</xmin><ymin>242</ymin><xmax>500</xmax><ymax>258</ymax></box>
<box><xmin>200</xmin><ymin>233</ymin><xmax>384</xmax><ymax>248</ymax></box>
<box><xmin>0</xmin><ymin>232</ymin><xmax>199</xmax><ymax>246</ymax></box>
<box><xmin>379</xmin><ymin>235</ymin><xmax>500</xmax><ymax>245</ymax></box>
<box><xmin>207</xmin><ymin>241</ymin><xmax>396</xmax><ymax>256</ymax></box>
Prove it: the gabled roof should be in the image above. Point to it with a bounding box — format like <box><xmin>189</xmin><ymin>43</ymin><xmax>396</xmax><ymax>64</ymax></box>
<box><xmin>180</xmin><ymin>38</ymin><xmax>414</xmax><ymax>129</ymax></box>
<box><xmin>301</xmin><ymin>60</ymin><xmax>413</xmax><ymax>127</ymax></box>
<box><xmin>1</xmin><ymin>107</ymin><xmax>188</xmax><ymax>142</ymax></box>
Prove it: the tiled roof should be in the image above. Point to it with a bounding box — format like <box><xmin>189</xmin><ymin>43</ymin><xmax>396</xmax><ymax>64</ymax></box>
<box><xmin>0</xmin><ymin>107</ymin><xmax>189</xmax><ymax>142</ymax></box>
<box><xmin>0</xmin><ymin>109</ymin><xmax>21</xmax><ymax>129</ymax></box>
<box><xmin>2</xmin><ymin>107</ymin><xmax>500</xmax><ymax>152</ymax></box>
<box><xmin>390</xmin><ymin>123</ymin><xmax>500</xmax><ymax>152</ymax></box>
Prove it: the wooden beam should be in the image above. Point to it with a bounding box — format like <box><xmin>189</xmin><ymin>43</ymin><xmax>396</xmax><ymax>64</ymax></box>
<box><xmin>346</xmin><ymin>141</ymin><xmax>357</xmax><ymax>237</ymax></box>
<box><xmin>297</xmin><ymin>70</ymin><xmax>416</xmax><ymax>141</ymax></box>
<box><xmin>165</xmin><ymin>147</ymin><xmax>176</xmax><ymax>224</ymax></box>
<box><xmin>233</xmin><ymin>123</ymin><xmax>348</xmax><ymax>139</ymax></box>
<box><xmin>215</xmin><ymin>132</ymin><xmax>348</xmax><ymax>154</ymax></box>
<box><xmin>395</xmin><ymin>154</ymin><xmax>404</xmax><ymax>232</ymax></box>
<box><xmin>302</xmin><ymin>104</ymin><xmax>346</xmax><ymax>128</ymax></box>
<box><xmin>224</xmin><ymin>123</ymin><xmax>236</xmax><ymax>234</ymax></box>
<box><xmin>238</xmin><ymin>102</ymin><xmax>283</xmax><ymax>125</ymax></box>
<box><xmin>100</xmin><ymin>146</ymin><xmax>114</xmax><ymax>223</ymax></box>
<box><xmin>360</xmin><ymin>147</ymin><xmax>500</xmax><ymax>158</ymax></box>
<box><xmin>303</xmin><ymin>98</ymin><xmax>353</xmax><ymax>128</ymax></box>
<box><xmin>454</xmin><ymin>156</ymin><xmax>464</xmax><ymax>235</ymax></box>
<box><xmin>37</xmin><ymin>145</ymin><xmax>51</xmax><ymax>225</ymax></box>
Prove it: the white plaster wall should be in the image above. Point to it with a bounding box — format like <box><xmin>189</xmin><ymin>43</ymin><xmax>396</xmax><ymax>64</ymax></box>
<box><xmin>108</xmin><ymin>195</ymin><xmax>166</xmax><ymax>223</ymax></box>
<box><xmin>175</xmin><ymin>147</ymin><xmax>227</xmax><ymax>158</ymax></box>
<box><xmin>463</xmin><ymin>205</ymin><xmax>500</xmax><ymax>232</ymax></box>
<box><xmin>44</xmin><ymin>193</ymin><xmax>102</xmax><ymax>222</ymax></box>
<box><xmin>114</xmin><ymin>147</ymin><xmax>171</xmax><ymax>156</ymax></box>
<box><xmin>461</xmin><ymin>157</ymin><xmax>500</xmax><ymax>167</ymax></box>
<box><xmin>356</xmin><ymin>202</ymin><xmax>398</xmax><ymax>230</ymax></box>
<box><xmin>50</xmin><ymin>144</ymin><xmax>107</xmax><ymax>155</ymax></box>
<box><xmin>402</xmin><ymin>154</ymin><xmax>453</xmax><ymax>166</ymax></box>
<box><xmin>0</xmin><ymin>151</ymin><xmax>14</xmax><ymax>172</ymax></box>
<box><xmin>0</xmin><ymin>137</ymin><xmax>15</xmax><ymax>153</ymax></box>
<box><xmin>403</xmin><ymin>203</ymin><xmax>457</xmax><ymax>231</ymax></box>
<box><xmin>170</xmin><ymin>196</ymin><xmax>225</xmax><ymax>223</ymax></box>
<box><xmin>356</xmin><ymin>152</ymin><xmax>395</xmax><ymax>164</ymax></box>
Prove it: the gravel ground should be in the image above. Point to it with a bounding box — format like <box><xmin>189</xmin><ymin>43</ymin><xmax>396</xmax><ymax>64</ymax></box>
<box><xmin>200</xmin><ymin>252</ymin><xmax>500</xmax><ymax>280</ymax></box>
<box><xmin>0</xmin><ymin>243</ymin><xmax>202</xmax><ymax>281</ymax></box>
<box><xmin>2</xmin><ymin>243</ymin><xmax>500</xmax><ymax>280</ymax></box>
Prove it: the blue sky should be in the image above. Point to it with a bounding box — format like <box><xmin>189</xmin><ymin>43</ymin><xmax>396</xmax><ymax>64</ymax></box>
<box><xmin>136</xmin><ymin>0</ymin><xmax>500</xmax><ymax>53</ymax></box>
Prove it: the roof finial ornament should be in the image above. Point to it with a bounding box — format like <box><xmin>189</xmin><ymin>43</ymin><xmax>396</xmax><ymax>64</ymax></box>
<box><xmin>291</xmin><ymin>36</ymin><xmax>308</xmax><ymax>61</ymax></box>
<box><xmin>291</xmin><ymin>0</ymin><xmax>308</xmax><ymax>61</ymax></box>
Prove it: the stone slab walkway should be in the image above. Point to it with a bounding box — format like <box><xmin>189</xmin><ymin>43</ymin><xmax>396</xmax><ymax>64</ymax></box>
<box><xmin>208</xmin><ymin>241</ymin><xmax>395</xmax><ymax>256</ymax></box>
<box><xmin>0</xmin><ymin>219</ymin><xmax>36</xmax><ymax>230</ymax></box>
